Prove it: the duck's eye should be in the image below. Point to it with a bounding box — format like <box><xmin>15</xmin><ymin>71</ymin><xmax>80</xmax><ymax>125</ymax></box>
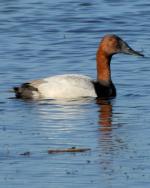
<box><xmin>109</xmin><ymin>38</ymin><xmax>114</xmax><ymax>42</ymax></box>
<box><xmin>116</xmin><ymin>43</ymin><xmax>121</xmax><ymax>50</ymax></box>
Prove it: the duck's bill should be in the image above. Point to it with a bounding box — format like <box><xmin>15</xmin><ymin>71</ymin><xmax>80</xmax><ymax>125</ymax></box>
<box><xmin>121</xmin><ymin>41</ymin><xmax>144</xmax><ymax>57</ymax></box>
<box><xmin>124</xmin><ymin>47</ymin><xmax>144</xmax><ymax>57</ymax></box>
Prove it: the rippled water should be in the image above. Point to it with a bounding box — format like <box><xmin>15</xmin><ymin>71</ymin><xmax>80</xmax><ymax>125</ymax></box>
<box><xmin>1</xmin><ymin>0</ymin><xmax>150</xmax><ymax>187</ymax></box>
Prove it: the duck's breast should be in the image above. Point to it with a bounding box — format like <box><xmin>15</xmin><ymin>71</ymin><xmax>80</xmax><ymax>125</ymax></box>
<box><xmin>36</xmin><ymin>74</ymin><xmax>97</xmax><ymax>99</ymax></box>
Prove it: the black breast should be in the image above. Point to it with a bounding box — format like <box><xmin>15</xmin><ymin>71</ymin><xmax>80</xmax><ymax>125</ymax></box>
<box><xmin>93</xmin><ymin>81</ymin><xmax>116</xmax><ymax>98</ymax></box>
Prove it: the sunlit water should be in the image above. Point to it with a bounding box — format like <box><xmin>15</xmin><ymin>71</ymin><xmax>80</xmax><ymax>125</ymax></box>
<box><xmin>0</xmin><ymin>0</ymin><xmax>150</xmax><ymax>187</ymax></box>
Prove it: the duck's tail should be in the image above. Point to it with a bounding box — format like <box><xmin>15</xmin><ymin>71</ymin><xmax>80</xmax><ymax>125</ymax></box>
<box><xmin>13</xmin><ymin>83</ymin><xmax>39</xmax><ymax>99</ymax></box>
<box><xmin>13</xmin><ymin>87</ymin><xmax>22</xmax><ymax>98</ymax></box>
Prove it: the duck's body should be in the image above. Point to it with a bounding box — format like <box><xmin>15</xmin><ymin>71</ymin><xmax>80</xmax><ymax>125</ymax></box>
<box><xmin>14</xmin><ymin>74</ymin><xmax>116</xmax><ymax>99</ymax></box>
<box><xmin>14</xmin><ymin>34</ymin><xmax>143</xmax><ymax>100</ymax></box>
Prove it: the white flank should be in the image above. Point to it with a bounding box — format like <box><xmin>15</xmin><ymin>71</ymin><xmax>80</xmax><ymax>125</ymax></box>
<box><xmin>34</xmin><ymin>74</ymin><xmax>97</xmax><ymax>99</ymax></box>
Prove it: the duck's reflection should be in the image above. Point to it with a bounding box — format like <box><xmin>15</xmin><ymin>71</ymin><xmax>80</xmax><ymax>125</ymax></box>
<box><xmin>27</xmin><ymin>97</ymin><xmax>124</xmax><ymax>153</ymax></box>
<box><xmin>96</xmin><ymin>98</ymin><xmax>124</xmax><ymax>147</ymax></box>
<box><xmin>96</xmin><ymin>99</ymin><xmax>113</xmax><ymax>131</ymax></box>
<box><xmin>96</xmin><ymin>99</ymin><xmax>126</xmax><ymax>180</ymax></box>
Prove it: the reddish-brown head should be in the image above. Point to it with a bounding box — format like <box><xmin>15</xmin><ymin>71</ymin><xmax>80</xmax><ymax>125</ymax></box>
<box><xmin>96</xmin><ymin>34</ymin><xmax>144</xmax><ymax>83</ymax></box>
<box><xmin>98</xmin><ymin>34</ymin><xmax>144</xmax><ymax>57</ymax></box>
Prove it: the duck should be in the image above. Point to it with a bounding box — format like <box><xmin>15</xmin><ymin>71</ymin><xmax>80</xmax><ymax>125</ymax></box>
<box><xmin>13</xmin><ymin>34</ymin><xmax>143</xmax><ymax>100</ymax></box>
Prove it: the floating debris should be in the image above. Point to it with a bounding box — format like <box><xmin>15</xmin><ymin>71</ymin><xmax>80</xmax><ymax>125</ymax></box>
<box><xmin>20</xmin><ymin>151</ymin><xmax>31</xmax><ymax>156</ymax></box>
<box><xmin>48</xmin><ymin>147</ymin><xmax>91</xmax><ymax>154</ymax></box>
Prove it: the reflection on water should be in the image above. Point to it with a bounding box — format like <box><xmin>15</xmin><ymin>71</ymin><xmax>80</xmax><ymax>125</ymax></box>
<box><xmin>35</xmin><ymin>98</ymin><xmax>127</xmax><ymax>183</ymax></box>
<box><xmin>97</xmin><ymin>99</ymin><xmax>113</xmax><ymax>130</ymax></box>
<box><xmin>97</xmin><ymin>99</ymin><xmax>125</xmax><ymax>152</ymax></box>
<box><xmin>36</xmin><ymin>98</ymin><xmax>96</xmax><ymax>122</ymax></box>
<box><xmin>96</xmin><ymin>99</ymin><xmax>127</xmax><ymax>182</ymax></box>
<box><xmin>31</xmin><ymin>97</ymin><xmax>125</xmax><ymax>154</ymax></box>
<box><xmin>36</xmin><ymin>98</ymin><xmax>113</xmax><ymax>123</ymax></box>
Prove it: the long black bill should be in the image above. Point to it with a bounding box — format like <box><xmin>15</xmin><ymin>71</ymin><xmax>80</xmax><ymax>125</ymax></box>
<box><xmin>121</xmin><ymin>40</ymin><xmax>144</xmax><ymax>57</ymax></box>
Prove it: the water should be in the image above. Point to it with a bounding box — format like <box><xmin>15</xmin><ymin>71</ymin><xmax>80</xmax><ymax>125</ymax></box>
<box><xmin>0</xmin><ymin>0</ymin><xmax>150</xmax><ymax>187</ymax></box>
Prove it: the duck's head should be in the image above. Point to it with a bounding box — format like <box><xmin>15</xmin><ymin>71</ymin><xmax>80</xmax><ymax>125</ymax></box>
<box><xmin>99</xmin><ymin>34</ymin><xmax>144</xmax><ymax>57</ymax></box>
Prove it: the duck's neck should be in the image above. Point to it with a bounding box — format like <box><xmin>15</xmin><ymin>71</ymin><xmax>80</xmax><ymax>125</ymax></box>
<box><xmin>96</xmin><ymin>49</ymin><xmax>112</xmax><ymax>85</ymax></box>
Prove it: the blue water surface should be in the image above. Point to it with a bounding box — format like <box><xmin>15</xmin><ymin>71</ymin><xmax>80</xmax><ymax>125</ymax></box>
<box><xmin>0</xmin><ymin>0</ymin><xmax>150</xmax><ymax>188</ymax></box>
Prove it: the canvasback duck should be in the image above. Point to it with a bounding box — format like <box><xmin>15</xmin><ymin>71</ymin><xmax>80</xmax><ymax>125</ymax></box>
<box><xmin>14</xmin><ymin>34</ymin><xmax>143</xmax><ymax>99</ymax></box>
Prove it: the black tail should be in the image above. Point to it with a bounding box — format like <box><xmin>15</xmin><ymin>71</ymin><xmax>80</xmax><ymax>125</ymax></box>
<box><xmin>13</xmin><ymin>87</ymin><xmax>22</xmax><ymax>98</ymax></box>
<box><xmin>13</xmin><ymin>83</ymin><xmax>39</xmax><ymax>99</ymax></box>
